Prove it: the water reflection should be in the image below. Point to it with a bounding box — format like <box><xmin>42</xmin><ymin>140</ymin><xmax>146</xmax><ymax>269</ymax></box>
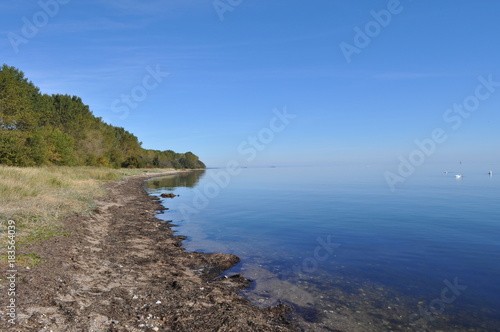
<box><xmin>146</xmin><ymin>170</ymin><xmax>205</xmax><ymax>190</ymax></box>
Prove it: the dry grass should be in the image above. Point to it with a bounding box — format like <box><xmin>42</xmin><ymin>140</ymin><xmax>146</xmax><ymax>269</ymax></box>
<box><xmin>0</xmin><ymin>166</ymin><xmax>173</xmax><ymax>255</ymax></box>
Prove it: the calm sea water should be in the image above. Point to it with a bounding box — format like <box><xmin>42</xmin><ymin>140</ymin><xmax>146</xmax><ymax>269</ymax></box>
<box><xmin>146</xmin><ymin>165</ymin><xmax>500</xmax><ymax>331</ymax></box>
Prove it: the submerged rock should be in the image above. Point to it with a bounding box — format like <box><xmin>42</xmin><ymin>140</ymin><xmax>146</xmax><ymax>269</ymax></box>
<box><xmin>160</xmin><ymin>193</ymin><xmax>177</xmax><ymax>198</ymax></box>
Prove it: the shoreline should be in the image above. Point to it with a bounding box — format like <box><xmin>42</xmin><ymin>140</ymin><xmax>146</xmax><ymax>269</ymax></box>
<box><xmin>2</xmin><ymin>171</ymin><xmax>296</xmax><ymax>331</ymax></box>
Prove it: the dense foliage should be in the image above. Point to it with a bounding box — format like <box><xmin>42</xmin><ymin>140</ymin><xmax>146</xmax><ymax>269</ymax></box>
<box><xmin>0</xmin><ymin>65</ymin><xmax>205</xmax><ymax>169</ymax></box>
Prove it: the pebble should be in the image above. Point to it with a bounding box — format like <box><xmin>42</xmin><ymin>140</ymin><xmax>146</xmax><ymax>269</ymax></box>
<box><xmin>156</xmin><ymin>300</ymin><xmax>162</xmax><ymax>304</ymax></box>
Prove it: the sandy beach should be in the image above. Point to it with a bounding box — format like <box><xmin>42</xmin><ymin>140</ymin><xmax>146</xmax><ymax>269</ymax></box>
<box><xmin>2</xmin><ymin>172</ymin><xmax>296</xmax><ymax>331</ymax></box>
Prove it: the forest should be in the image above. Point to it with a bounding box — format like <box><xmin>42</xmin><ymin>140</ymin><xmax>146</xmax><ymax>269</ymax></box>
<box><xmin>0</xmin><ymin>65</ymin><xmax>205</xmax><ymax>169</ymax></box>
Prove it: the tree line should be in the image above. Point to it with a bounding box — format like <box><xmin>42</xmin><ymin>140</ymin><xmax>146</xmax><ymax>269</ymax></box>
<box><xmin>0</xmin><ymin>65</ymin><xmax>205</xmax><ymax>169</ymax></box>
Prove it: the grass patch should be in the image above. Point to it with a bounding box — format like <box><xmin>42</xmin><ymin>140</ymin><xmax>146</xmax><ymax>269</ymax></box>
<box><xmin>0</xmin><ymin>166</ymin><xmax>174</xmax><ymax>254</ymax></box>
<box><xmin>14</xmin><ymin>253</ymin><xmax>43</xmax><ymax>267</ymax></box>
<box><xmin>0</xmin><ymin>253</ymin><xmax>42</xmax><ymax>275</ymax></box>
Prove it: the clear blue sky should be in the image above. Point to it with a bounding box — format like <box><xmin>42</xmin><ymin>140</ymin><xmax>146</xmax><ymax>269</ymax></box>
<box><xmin>2</xmin><ymin>0</ymin><xmax>500</xmax><ymax>167</ymax></box>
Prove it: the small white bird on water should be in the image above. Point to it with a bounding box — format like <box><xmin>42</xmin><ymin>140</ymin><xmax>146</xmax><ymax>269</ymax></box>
<box><xmin>455</xmin><ymin>174</ymin><xmax>463</xmax><ymax>179</ymax></box>
<box><xmin>489</xmin><ymin>170</ymin><xmax>493</xmax><ymax>176</ymax></box>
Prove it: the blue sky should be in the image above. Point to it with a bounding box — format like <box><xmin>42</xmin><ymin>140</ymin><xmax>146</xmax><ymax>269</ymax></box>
<box><xmin>2</xmin><ymin>0</ymin><xmax>500</xmax><ymax>168</ymax></box>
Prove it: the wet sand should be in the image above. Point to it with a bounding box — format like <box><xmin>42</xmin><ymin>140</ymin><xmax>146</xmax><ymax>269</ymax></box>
<box><xmin>1</xmin><ymin>172</ymin><xmax>296</xmax><ymax>331</ymax></box>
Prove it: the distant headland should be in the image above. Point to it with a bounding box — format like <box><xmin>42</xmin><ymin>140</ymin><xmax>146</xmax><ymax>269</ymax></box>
<box><xmin>0</xmin><ymin>64</ymin><xmax>205</xmax><ymax>169</ymax></box>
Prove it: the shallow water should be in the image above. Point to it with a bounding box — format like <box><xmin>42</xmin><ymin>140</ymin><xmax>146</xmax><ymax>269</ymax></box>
<box><xmin>146</xmin><ymin>166</ymin><xmax>500</xmax><ymax>331</ymax></box>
